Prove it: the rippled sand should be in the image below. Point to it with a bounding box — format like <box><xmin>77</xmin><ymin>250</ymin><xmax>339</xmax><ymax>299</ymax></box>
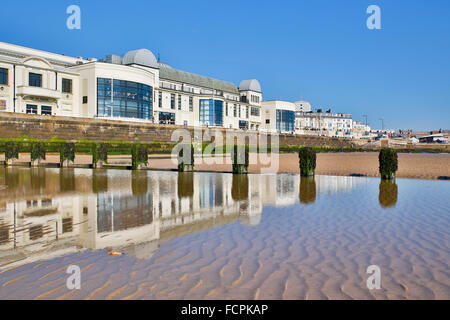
<box><xmin>0</xmin><ymin>178</ymin><xmax>449</xmax><ymax>300</ymax></box>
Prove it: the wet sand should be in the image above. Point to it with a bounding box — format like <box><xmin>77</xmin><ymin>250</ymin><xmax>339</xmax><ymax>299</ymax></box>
<box><xmin>0</xmin><ymin>177</ymin><xmax>448</xmax><ymax>300</ymax></box>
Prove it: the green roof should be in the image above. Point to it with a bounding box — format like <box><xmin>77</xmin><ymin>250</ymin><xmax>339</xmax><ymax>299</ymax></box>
<box><xmin>159</xmin><ymin>66</ymin><xmax>239</xmax><ymax>94</ymax></box>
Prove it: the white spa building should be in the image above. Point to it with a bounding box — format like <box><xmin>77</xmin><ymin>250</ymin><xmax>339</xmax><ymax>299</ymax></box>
<box><xmin>0</xmin><ymin>42</ymin><xmax>297</xmax><ymax>133</ymax></box>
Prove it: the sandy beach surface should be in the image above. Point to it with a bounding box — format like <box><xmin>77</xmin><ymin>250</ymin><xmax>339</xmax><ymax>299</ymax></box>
<box><xmin>0</xmin><ymin>169</ymin><xmax>448</xmax><ymax>300</ymax></box>
<box><xmin>3</xmin><ymin>152</ymin><xmax>449</xmax><ymax>180</ymax></box>
<box><xmin>0</xmin><ymin>176</ymin><xmax>448</xmax><ymax>300</ymax></box>
<box><xmin>136</xmin><ymin>152</ymin><xmax>450</xmax><ymax>180</ymax></box>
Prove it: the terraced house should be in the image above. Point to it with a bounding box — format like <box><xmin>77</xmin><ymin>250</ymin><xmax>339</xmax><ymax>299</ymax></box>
<box><xmin>0</xmin><ymin>41</ymin><xmax>297</xmax><ymax>133</ymax></box>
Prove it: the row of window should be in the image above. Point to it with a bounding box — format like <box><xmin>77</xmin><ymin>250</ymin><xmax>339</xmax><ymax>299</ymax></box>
<box><xmin>26</xmin><ymin>104</ymin><xmax>52</xmax><ymax>115</ymax></box>
<box><xmin>0</xmin><ymin>68</ymin><xmax>73</xmax><ymax>93</ymax></box>
<box><xmin>250</xmin><ymin>95</ymin><xmax>260</xmax><ymax>103</ymax></box>
<box><xmin>158</xmin><ymin>92</ymin><xmax>255</xmax><ymax>118</ymax></box>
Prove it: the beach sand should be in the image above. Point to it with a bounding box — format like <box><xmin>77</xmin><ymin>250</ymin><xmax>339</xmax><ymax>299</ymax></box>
<box><xmin>0</xmin><ymin>177</ymin><xmax>449</xmax><ymax>300</ymax></box>
<box><xmin>3</xmin><ymin>152</ymin><xmax>449</xmax><ymax>180</ymax></box>
<box><xmin>149</xmin><ymin>152</ymin><xmax>450</xmax><ymax>180</ymax></box>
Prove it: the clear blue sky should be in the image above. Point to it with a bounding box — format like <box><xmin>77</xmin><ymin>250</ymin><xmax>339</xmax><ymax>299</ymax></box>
<box><xmin>1</xmin><ymin>0</ymin><xmax>449</xmax><ymax>131</ymax></box>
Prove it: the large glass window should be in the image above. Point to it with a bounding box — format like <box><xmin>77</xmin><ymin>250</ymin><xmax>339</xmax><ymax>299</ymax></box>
<box><xmin>97</xmin><ymin>78</ymin><xmax>153</xmax><ymax>120</ymax></box>
<box><xmin>199</xmin><ymin>99</ymin><xmax>223</xmax><ymax>127</ymax></box>
<box><xmin>29</xmin><ymin>73</ymin><xmax>42</xmax><ymax>87</ymax></box>
<box><xmin>0</xmin><ymin>68</ymin><xmax>8</xmax><ymax>85</ymax></box>
<box><xmin>276</xmin><ymin>110</ymin><xmax>295</xmax><ymax>132</ymax></box>
<box><xmin>62</xmin><ymin>78</ymin><xmax>72</xmax><ymax>93</ymax></box>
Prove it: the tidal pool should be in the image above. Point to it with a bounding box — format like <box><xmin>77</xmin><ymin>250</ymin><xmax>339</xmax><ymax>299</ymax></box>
<box><xmin>0</xmin><ymin>168</ymin><xmax>448</xmax><ymax>300</ymax></box>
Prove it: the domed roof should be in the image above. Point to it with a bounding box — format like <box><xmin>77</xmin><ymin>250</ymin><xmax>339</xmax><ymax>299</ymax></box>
<box><xmin>122</xmin><ymin>49</ymin><xmax>158</xmax><ymax>69</ymax></box>
<box><xmin>239</xmin><ymin>79</ymin><xmax>261</xmax><ymax>93</ymax></box>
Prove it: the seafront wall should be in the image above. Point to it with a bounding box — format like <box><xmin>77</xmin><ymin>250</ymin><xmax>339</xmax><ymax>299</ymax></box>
<box><xmin>0</xmin><ymin>112</ymin><xmax>353</xmax><ymax>147</ymax></box>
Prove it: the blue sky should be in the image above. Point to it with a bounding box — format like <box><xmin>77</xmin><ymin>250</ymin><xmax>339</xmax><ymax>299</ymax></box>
<box><xmin>1</xmin><ymin>0</ymin><xmax>449</xmax><ymax>130</ymax></box>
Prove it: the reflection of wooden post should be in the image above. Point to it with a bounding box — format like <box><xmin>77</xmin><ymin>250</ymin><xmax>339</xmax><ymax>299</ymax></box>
<box><xmin>178</xmin><ymin>172</ymin><xmax>194</xmax><ymax>198</ymax></box>
<box><xmin>299</xmin><ymin>177</ymin><xmax>316</xmax><ymax>204</ymax></box>
<box><xmin>55</xmin><ymin>221</ymin><xmax>58</xmax><ymax>240</ymax></box>
<box><xmin>379</xmin><ymin>180</ymin><xmax>398</xmax><ymax>208</ymax></box>
<box><xmin>232</xmin><ymin>174</ymin><xmax>249</xmax><ymax>201</ymax></box>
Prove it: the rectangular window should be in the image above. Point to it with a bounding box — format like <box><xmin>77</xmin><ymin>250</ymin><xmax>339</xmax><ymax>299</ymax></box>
<box><xmin>0</xmin><ymin>68</ymin><xmax>8</xmax><ymax>85</ymax></box>
<box><xmin>238</xmin><ymin>105</ymin><xmax>241</xmax><ymax>118</ymax></box>
<box><xmin>189</xmin><ymin>96</ymin><xmax>193</xmax><ymax>112</ymax></box>
<box><xmin>233</xmin><ymin>104</ymin><xmax>237</xmax><ymax>117</ymax></box>
<box><xmin>26</xmin><ymin>104</ymin><xmax>37</xmax><ymax>114</ymax></box>
<box><xmin>178</xmin><ymin>95</ymin><xmax>182</xmax><ymax>110</ymax></box>
<box><xmin>199</xmin><ymin>99</ymin><xmax>223</xmax><ymax>127</ymax></box>
<box><xmin>239</xmin><ymin>120</ymin><xmax>249</xmax><ymax>130</ymax></box>
<box><xmin>82</xmin><ymin>96</ymin><xmax>88</xmax><ymax>104</ymax></box>
<box><xmin>251</xmin><ymin>107</ymin><xmax>260</xmax><ymax>116</ymax></box>
<box><xmin>159</xmin><ymin>91</ymin><xmax>162</xmax><ymax>108</ymax></box>
<box><xmin>29</xmin><ymin>73</ymin><xmax>42</xmax><ymax>87</ymax></box>
<box><xmin>41</xmin><ymin>106</ymin><xmax>52</xmax><ymax>116</ymax></box>
<box><xmin>159</xmin><ymin>112</ymin><xmax>175</xmax><ymax>124</ymax></box>
<box><xmin>171</xmin><ymin>94</ymin><xmax>175</xmax><ymax>109</ymax></box>
<box><xmin>246</xmin><ymin>106</ymin><xmax>249</xmax><ymax>119</ymax></box>
<box><xmin>62</xmin><ymin>78</ymin><xmax>72</xmax><ymax>93</ymax></box>
<box><xmin>225</xmin><ymin>102</ymin><xmax>228</xmax><ymax>117</ymax></box>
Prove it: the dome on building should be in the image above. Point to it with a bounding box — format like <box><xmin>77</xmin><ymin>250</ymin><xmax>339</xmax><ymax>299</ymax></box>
<box><xmin>239</xmin><ymin>79</ymin><xmax>262</xmax><ymax>93</ymax></box>
<box><xmin>122</xmin><ymin>49</ymin><xmax>158</xmax><ymax>69</ymax></box>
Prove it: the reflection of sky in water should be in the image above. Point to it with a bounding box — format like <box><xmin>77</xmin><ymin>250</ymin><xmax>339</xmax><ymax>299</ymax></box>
<box><xmin>0</xmin><ymin>168</ymin><xmax>371</xmax><ymax>266</ymax></box>
<box><xmin>0</xmin><ymin>168</ymin><xmax>449</xmax><ymax>299</ymax></box>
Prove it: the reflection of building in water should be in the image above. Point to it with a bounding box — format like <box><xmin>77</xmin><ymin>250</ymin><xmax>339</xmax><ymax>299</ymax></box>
<box><xmin>0</xmin><ymin>169</ymin><xmax>369</xmax><ymax>269</ymax></box>
<box><xmin>315</xmin><ymin>175</ymin><xmax>367</xmax><ymax>195</ymax></box>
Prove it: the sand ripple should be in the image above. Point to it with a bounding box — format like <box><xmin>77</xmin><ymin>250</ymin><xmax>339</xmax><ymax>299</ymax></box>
<box><xmin>0</xmin><ymin>178</ymin><xmax>449</xmax><ymax>300</ymax></box>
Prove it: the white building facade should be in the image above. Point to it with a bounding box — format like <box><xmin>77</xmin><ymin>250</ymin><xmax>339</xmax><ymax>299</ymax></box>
<box><xmin>0</xmin><ymin>42</ymin><xmax>270</xmax><ymax>132</ymax></box>
<box><xmin>261</xmin><ymin>100</ymin><xmax>296</xmax><ymax>133</ymax></box>
<box><xmin>295</xmin><ymin>110</ymin><xmax>353</xmax><ymax>137</ymax></box>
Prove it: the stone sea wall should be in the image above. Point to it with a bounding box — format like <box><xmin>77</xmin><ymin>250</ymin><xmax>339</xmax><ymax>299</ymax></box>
<box><xmin>0</xmin><ymin>112</ymin><xmax>353</xmax><ymax>148</ymax></box>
